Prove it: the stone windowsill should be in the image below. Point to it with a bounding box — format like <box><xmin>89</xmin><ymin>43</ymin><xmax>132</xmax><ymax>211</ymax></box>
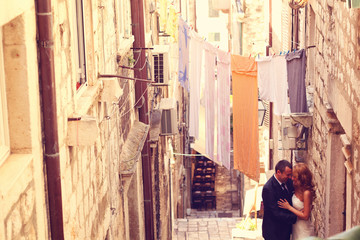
<box><xmin>73</xmin><ymin>81</ymin><xmax>102</xmax><ymax>117</ymax></box>
<box><xmin>0</xmin><ymin>154</ymin><xmax>33</xmax><ymax>199</ymax></box>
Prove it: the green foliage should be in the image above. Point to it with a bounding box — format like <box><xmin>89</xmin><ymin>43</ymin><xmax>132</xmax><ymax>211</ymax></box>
<box><xmin>236</xmin><ymin>218</ymin><xmax>257</xmax><ymax>231</ymax></box>
<box><xmin>128</xmin><ymin>56</ymin><xmax>135</xmax><ymax>65</ymax></box>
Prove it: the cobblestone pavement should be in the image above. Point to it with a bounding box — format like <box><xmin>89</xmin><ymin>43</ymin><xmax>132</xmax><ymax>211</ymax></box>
<box><xmin>172</xmin><ymin>210</ymin><xmax>264</xmax><ymax>240</ymax></box>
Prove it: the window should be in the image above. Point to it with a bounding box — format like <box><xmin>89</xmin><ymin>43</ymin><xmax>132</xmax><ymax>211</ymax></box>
<box><xmin>236</xmin><ymin>0</ymin><xmax>244</xmax><ymax>13</ymax></box>
<box><xmin>208</xmin><ymin>0</ymin><xmax>220</xmax><ymax>18</ymax></box>
<box><xmin>153</xmin><ymin>54</ymin><xmax>164</xmax><ymax>83</ymax></box>
<box><xmin>118</xmin><ymin>0</ymin><xmax>132</xmax><ymax>38</ymax></box>
<box><xmin>0</xmin><ymin>28</ymin><xmax>10</xmax><ymax>165</ymax></box>
<box><xmin>208</xmin><ymin>32</ymin><xmax>220</xmax><ymax>42</ymax></box>
<box><xmin>75</xmin><ymin>0</ymin><xmax>87</xmax><ymax>90</ymax></box>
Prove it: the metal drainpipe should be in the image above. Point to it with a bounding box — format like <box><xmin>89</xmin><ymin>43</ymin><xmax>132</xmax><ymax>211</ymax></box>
<box><xmin>266</xmin><ymin>0</ymin><xmax>274</xmax><ymax>170</ymax></box>
<box><xmin>130</xmin><ymin>0</ymin><xmax>155</xmax><ymax>239</ymax></box>
<box><xmin>36</xmin><ymin>0</ymin><xmax>64</xmax><ymax>239</ymax></box>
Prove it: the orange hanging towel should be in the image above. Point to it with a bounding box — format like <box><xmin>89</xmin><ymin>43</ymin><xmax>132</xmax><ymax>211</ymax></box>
<box><xmin>231</xmin><ymin>55</ymin><xmax>260</xmax><ymax>182</ymax></box>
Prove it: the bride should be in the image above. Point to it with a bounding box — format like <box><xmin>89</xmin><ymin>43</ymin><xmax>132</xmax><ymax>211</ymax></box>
<box><xmin>278</xmin><ymin>163</ymin><xmax>315</xmax><ymax>240</ymax></box>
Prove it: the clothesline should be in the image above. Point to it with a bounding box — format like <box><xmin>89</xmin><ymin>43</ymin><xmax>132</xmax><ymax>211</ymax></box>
<box><xmin>257</xmin><ymin>48</ymin><xmax>308</xmax><ymax>115</ymax></box>
<box><xmin>177</xmin><ymin>14</ymin><xmax>307</xmax><ymax>181</ymax></box>
<box><xmin>251</xmin><ymin>45</ymin><xmax>316</xmax><ymax>59</ymax></box>
<box><xmin>179</xmin><ymin>16</ymin><xmax>232</xmax><ymax>170</ymax></box>
<box><xmin>173</xmin><ymin>150</ymin><xmax>234</xmax><ymax>157</ymax></box>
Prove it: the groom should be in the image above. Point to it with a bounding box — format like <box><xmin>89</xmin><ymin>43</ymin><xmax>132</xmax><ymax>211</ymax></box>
<box><xmin>262</xmin><ymin>160</ymin><xmax>297</xmax><ymax>240</ymax></box>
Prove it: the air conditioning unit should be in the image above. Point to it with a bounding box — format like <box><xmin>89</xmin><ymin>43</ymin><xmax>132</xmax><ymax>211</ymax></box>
<box><xmin>281</xmin><ymin>115</ymin><xmax>299</xmax><ymax>150</ymax></box>
<box><xmin>151</xmin><ymin>45</ymin><xmax>170</xmax><ymax>85</ymax></box>
<box><xmin>281</xmin><ymin>113</ymin><xmax>312</xmax><ymax>150</ymax></box>
<box><xmin>159</xmin><ymin>98</ymin><xmax>177</xmax><ymax>135</ymax></box>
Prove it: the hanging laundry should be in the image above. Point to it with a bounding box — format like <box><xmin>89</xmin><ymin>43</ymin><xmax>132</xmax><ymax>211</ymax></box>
<box><xmin>257</xmin><ymin>56</ymin><xmax>275</xmax><ymax>101</ymax></box>
<box><xmin>256</xmin><ymin>55</ymin><xmax>290</xmax><ymax>115</ymax></box>
<box><xmin>217</xmin><ymin>49</ymin><xmax>231</xmax><ymax>170</ymax></box>
<box><xmin>178</xmin><ymin>17</ymin><xmax>190</xmax><ymax>91</ymax></box>
<box><xmin>189</xmin><ymin>31</ymin><xmax>204</xmax><ymax>140</ymax></box>
<box><xmin>204</xmin><ymin>42</ymin><xmax>217</xmax><ymax>160</ymax></box>
<box><xmin>286</xmin><ymin>49</ymin><xmax>308</xmax><ymax>113</ymax></box>
<box><xmin>231</xmin><ymin>55</ymin><xmax>259</xmax><ymax>182</ymax></box>
<box><xmin>272</xmin><ymin>56</ymin><xmax>290</xmax><ymax>115</ymax></box>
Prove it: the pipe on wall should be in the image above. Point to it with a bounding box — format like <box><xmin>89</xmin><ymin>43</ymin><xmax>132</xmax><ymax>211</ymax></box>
<box><xmin>130</xmin><ymin>0</ymin><xmax>155</xmax><ymax>239</ymax></box>
<box><xmin>266</xmin><ymin>0</ymin><xmax>274</xmax><ymax>170</ymax></box>
<box><xmin>36</xmin><ymin>0</ymin><xmax>65</xmax><ymax>239</ymax></box>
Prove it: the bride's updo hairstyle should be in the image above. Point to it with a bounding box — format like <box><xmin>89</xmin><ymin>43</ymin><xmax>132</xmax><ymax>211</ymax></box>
<box><xmin>293</xmin><ymin>163</ymin><xmax>315</xmax><ymax>196</ymax></box>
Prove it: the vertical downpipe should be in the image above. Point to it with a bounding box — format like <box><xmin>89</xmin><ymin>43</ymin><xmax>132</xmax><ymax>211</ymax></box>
<box><xmin>266</xmin><ymin>0</ymin><xmax>274</xmax><ymax>170</ymax></box>
<box><xmin>294</xmin><ymin>9</ymin><xmax>299</xmax><ymax>50</ymax></box>
<box><xmin>130</xmin><ymin>0</ymin><xmax>155</xmax><ymax>239</ymax></box>
<box><xmin>36</xmin><ymin>0</ymin><xmax>64</xmax><ymax>239</ymax></box>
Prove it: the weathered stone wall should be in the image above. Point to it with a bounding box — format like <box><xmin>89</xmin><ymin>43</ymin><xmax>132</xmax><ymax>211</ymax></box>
<box><xmin>215</xmin><ymin>167</ymin><xmax>240</xmax><ymax>211</ymax></box>
<box><xmin>147</xmin><ymin>0</ymin><xmax>187</xmax><ymax>236</ymax></box>
<box><xmin>242</xmin><ymin>0</ymin><xmax>267</xmax><ymax>56</ymax></box>
<box><xmin>304</xmin><ymin>1</ymin><xmax>360</xmax><ymax>238</ymax></box>
<box><xmin>158</xmin><ymin>140</ymin><xmax>172</xmax><ymax>240</ymax></box>
<box><xmin>0</xmin><ymin>0</ymin><xmax>147</xmax><ymax>239</ymax></box>
<box><xmin>164</xmin><ymin>0</ymin><xmax>187</xmax><ymax>222</ymax></box>
<box><xmin>262</xmin><ymin>0</ymin><xmax>360</xmax><ymax>237</ymax></box>
<box><xmin>52</xmin><ymin>0</ymin><xmax>140</xmax><ymax>238</ymax></box>
<box><xmin>0</xmin><ymin>4</ymin><xmax>48</xmax><ymax>239</ymax></box>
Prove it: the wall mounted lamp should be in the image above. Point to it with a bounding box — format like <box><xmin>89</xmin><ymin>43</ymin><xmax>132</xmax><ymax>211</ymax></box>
<box><xmin>258</xmin><ymin>99</ymin><xmax>266</xmax><ymax>126</ymax></box>
<box><xmin>288</xmin><ymin>0</ymin><xmax>308</xmax><ymax>9</ymax></box>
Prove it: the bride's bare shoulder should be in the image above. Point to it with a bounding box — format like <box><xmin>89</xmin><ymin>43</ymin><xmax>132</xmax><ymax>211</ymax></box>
<box><xmin>303</xmin><ymin>190</ymin><xmax>312</xmax><ymax>200</ymax></box>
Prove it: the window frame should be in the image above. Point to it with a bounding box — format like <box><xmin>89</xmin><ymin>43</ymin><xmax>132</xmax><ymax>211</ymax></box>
<box><xmin>118</xmin><ymin>0</ymin><xmax>132</xmax><ymax>39</ymax></box>
<box><xmin>208</xmin><ymin>0</ymin><xmax>220</xmax><ymax>18</ymax></box>
<box><xmin>208</xmin><ymin>32</ymin><xmax>221</xmax><ymax>42</ymax></box>
<box><xmin>0</xmin><ymin>28</ymin><xmax>10</xmax><ymax>165</ymax></box>
<box><xmin>75</xmin><ymin>0</ymin><xmax>87</xmax><ymax>92</ymax></box>
<box><xmin>123</xmin><ymin>0</ymin><xmax>131</xmax><ymax>38</ymax></box>
<box><xmin>115</xmin><ymin>0</ymin><xmax>131</xmax><ymax>41</ymax></box>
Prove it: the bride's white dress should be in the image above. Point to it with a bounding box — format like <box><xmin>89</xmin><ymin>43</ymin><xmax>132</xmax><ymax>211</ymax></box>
<box><xmin>292</xmin><ymin>194</ymin><xmax>314</xmax><ymax>240</ymax></box>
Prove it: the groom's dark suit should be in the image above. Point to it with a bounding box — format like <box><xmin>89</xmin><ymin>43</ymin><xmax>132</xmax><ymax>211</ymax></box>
<box><xmin>262</xmin><ymin>175</ymin><xmax>297</xmax><ymax>240</ymax></box>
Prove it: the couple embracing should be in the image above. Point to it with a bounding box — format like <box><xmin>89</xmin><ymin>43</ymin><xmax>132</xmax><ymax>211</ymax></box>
<box><xmin>262</xmin><ymin>160</ymin><xmax>315</xmax><ymax>240</ymax></box>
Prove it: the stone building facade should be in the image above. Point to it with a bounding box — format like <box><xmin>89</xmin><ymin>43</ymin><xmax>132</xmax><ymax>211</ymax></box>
<box><xmin>268</xmin><ymin>0</ymin><xmax>360</xmax><ymax>238</ymax></box>
<box><xmin>302</xmin><ymin>1</ymin><xmax>360</xmax><ymax>237</ymax></box>
<box><xmin>0</xmin><ymin>0</ymin><xmax>188</xmax><ymax>240</ymax></box>
<box><xmin>0</xmin><ymin>0</ymin><xmax>142</xmax><ymax>238</ymax></box>
<box><xmin>0</xmin><ymin>4</ymin><xmax>47</xmax><ymax>239</ymax></box>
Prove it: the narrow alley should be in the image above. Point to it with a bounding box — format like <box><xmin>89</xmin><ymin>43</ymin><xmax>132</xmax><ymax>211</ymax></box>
<box><xmin>172</xmin><ymin>210</ymin><xmax>263</xmax><ymax>240</ymax></box>
<box><xmin>2</xmin><ymin>0</ymin><xmax>360</xmax><ymax>239</ymax></box>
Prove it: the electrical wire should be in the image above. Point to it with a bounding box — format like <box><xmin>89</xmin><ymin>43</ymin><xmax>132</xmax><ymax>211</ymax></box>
<box><xmin>130</xmin><ymin>50</ymin><xmax>142</xmax><ymax>68</ymax></box>
<box><xmin>99</xmin><ymin>59</ymin><xmax>153</xmax><ymax>125</ymax></box>
<box><xmin>119</xmin><ymin>83</ymin><xmax>151</xmax><ymax>119</ymax></box>
<box><xmin>117</xmin><ymin>82</ymin><xmax>137</xmax><ymax>111</ymax></box>
<box><xmin>172</xmin><ymin>150</ymin><xmax>234</xmax><ymax>157</ymax></box>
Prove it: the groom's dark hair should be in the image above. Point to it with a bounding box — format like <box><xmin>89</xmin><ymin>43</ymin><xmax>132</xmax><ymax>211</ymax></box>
<box><xmin>275</xmin><ymin>160</ymin><xmax>292</xmax><ymax>173</ymax></box>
